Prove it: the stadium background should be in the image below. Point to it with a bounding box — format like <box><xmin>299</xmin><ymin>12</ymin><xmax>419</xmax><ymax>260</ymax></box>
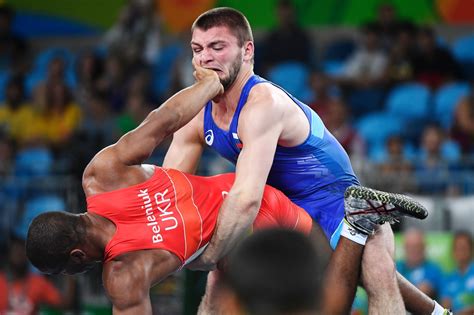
<box><xmin>0</xmin><ymin>0</ymin><xmax>473</xmax><ymax>314</ymax></box>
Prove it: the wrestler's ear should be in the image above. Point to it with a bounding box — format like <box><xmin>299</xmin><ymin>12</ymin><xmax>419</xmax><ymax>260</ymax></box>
<box><xmin>70</xmin><ymin>249</ymin><xmax>86</xmax><ymax>263</ymax></box>
<box><xmin>242</xmin><ymin>41</ymin><xmax>254</xmax><ymax>63</ymax></box>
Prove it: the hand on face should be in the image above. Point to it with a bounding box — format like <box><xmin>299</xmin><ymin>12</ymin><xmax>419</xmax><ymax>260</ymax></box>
<box><xmin>192</xmin><ymin>57</ymin><xmax>224</xmax><ymax>98</ymax></box>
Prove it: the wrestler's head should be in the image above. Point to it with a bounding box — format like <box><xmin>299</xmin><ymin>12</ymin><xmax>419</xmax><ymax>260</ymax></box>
<box><xmin>26</xmin><ymin>211</ymin><xmax>95</xmax><ymax>275</ymax></box>
<box><xmin>222</xmin><ymin>228</ymin><xmax>323</xmax><ymax>315</ymax></box>
<box><xmin>191</xmin><ymin>7</ymin><xmax>254</xmax><ymax>90</ymax></box>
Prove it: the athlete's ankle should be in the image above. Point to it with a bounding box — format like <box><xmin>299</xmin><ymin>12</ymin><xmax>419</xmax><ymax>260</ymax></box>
<box><xmin>431</xmin><ymin>300</ymin><xmax>451</xmax><ymax>315</ymax></box>
<box><xmin>341</xmin><ymin>219</ymin><xmax>368</xmax><ymax>245</ymax></box>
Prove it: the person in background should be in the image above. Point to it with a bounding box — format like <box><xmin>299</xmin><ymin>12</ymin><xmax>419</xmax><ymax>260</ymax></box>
<box><xmin>0</xmin><ymin>237</ymin><xmax>75</xmax><ymax>314</ymax></box>
<box><xmin>451</xmin><ymin>84</ymin><xmax>474</xmax><ymax>155</ymax></box>
<box><xmin>373</xmin><ymin>3</ymin><xmax>400</xmax><ymax>51</ymax></box>
<box><xmin>376</xmin><ymin>135</ymin><xmax>415</xmax><ymax>193</ymax></box>
<box><xmin>382</xmin><ymin>22</ymin><xmax>417</xmax><ymax>87</ymax></box>
<box><xmin>415</xmin><ymin>124</ymin><xmax>459</xmax><ymax>195</ymax></box>
<box><xmin>412</xmin><ymin>26</ymin><xmax>460</xmax><ymax>89</ymax></box>
<box><xmin>259</xmin><ymin>0</ymin><xmax>313</xmax><ymax>75</ymax></box>
<box><xmin>397</xmin><ymin>228</ymin><xmax>443</xmax><ymax>299</ymax></box>
<box><xmin>322</xmin><ymin>98</ymin><xmax>365</xmax><ymax>158</ymax></box>
<box><xmin>0</xmin><ymin>5</ymin><xmax>29</xmax><ymax>75</ymax></box>
<box><xmin>337</xmin><ymin>23</ymin><xmax>388</xmax><ymax>89</ymax></box>
<box><xmin>442</xmin><ymin>231</ymin><xmax>474</xmax><ymax>315</ymax></box>
<box><xmin>307</xmin><ymin>71</ymin><xmax>340</xmax><ymax>122</ymax></box>
<box><xmin>220</xmin><ymin>229</ymin><xmax>325</xmax><ymax>315</ymax></box>
<box><xmin>0</xmin><ymin>77</ymin><xmax>36</xmax><ymax>145</ymax></box>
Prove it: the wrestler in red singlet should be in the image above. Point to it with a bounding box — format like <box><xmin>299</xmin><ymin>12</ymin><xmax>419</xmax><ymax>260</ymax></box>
<box><xmin>87</xmin><ymin>166</ymin><xmax>312</xmax><ymax>266</ymax></box>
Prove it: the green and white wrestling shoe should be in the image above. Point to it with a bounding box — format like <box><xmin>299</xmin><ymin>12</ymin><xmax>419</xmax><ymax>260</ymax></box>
<box><xmin>344</xmin><ymin>185</ymin><xmax>428</xmax><ymax>235</ymax></box>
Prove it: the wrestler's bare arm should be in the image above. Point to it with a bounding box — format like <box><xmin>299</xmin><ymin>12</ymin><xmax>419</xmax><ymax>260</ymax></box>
<box><xmin>103</xmin><ymin>251</ymin><xmax>181</xmax><ymax>315</ymax></box>
<box><xmin>192</xmin><ymin>87</ymin><xmax>284</xmax><ymax>267</ymax></box>
<box><xmin>162</xmin><ymin>110</ymin><xmax>205</xmax><ymax>173</ymax></box>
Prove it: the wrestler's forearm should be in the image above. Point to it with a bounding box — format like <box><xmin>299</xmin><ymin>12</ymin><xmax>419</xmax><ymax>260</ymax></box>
<box><xmin>154</xmin><ymin>78</ymin><xmax>222</xmax><ymax>135</ymax></box>
<box><xmin>112</xmin><ymin>300</ymin><xmax>152</xmax><ymax>315</ymax></box>
<box><xmin>204</xmin><ymin>193</ymin><xmax>260</xmax><ymax>264</ymax></box>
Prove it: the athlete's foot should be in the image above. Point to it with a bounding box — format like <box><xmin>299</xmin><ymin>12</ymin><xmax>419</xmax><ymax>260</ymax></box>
<box><xmin>344</xmin><ymin>185</ymin><xmax>428</xmax><ymax>235</ymax></box>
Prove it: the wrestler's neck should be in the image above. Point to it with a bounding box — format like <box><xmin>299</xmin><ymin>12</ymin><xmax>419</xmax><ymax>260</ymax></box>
<box><xmin>213</xmin><ymin>63</ymin><xmax>253</xmax><ymax>111</ymax></box>
<box><xmin>81</xmin><ymin>213</ymin><xmax>115</xmax><ymax>261</ymax></box>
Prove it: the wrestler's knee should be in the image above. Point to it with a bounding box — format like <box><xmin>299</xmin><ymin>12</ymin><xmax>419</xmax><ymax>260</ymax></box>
<box><xmin>364</xmin><ymin>223</ymin><xmax>395</xmax><ymax>259</ymax></box>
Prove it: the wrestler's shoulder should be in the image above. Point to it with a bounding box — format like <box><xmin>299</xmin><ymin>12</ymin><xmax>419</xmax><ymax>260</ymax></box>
<box><xmin>244</xmin><ymin>83</ymin><xmax>289</xmax><ymax>118</ymax></box>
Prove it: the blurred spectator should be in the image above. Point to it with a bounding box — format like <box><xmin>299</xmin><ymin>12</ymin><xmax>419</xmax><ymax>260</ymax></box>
<box><xmin>376</xmin><ymin>135</ymin><xmax>415</xmax><ymax>192</ymax></box>
<box><xmin>75</xmin><ymin>51</ymin><xmax>104</xmax><ymax>108</ymax></box>
<box><xmin>412</xmin><ymin>26</ymin><xmax>460</xmax><ymax>89</ymax></box>
<box><xmin>415</xmin><ymin>124</ymin><xmax>460</xmax><ymax>195</ymax></box>
<box><xmin>96</xmin><ymin>54</ymin><xmax>128</xmax><ymax>112</ymax></box>
<box><xmin>373</xmin><ymin>3</ymin><xmax>399</xmax><ymax>51</ymax></box>
<box><xmin>169</xmin><ymin>33</ymin><xmax>194</xmax><ymax>96</ymax></box>
<box><xmin>382</xmin><ymin>22</ymin><xmax>417</xmax><ymax>86</ymax></box>
<box><xmin>37</xmin><ymin>82</ymin><xmax>81</xmax><ymax>147</ymax></box>
<box><xmin>0</xmin><ymin>77</ymin><xmax>37</xmax><ymax>144</ymax></box>
<box><xmin>67</xmin><ymin>93</ymin><xmax>116</xmax><ymax>179</ymax></box>
<box><xmin>103</xmin><ymin>0</ymin><xmax>161</xmax><ymax>68</ymax></box>
<box><xmin>0</xmin><ymin>131</ymin><xmax>13</xmax><ymax>178</ymax></box>
<box><xmin>441</xmin><ymin>231</ymin><xmax>474</xmax><ymax>314</ymax></box>
<box><xmin>0</xmin><ymin>237</ymin><xmax>75</xmax><ymax>314</ymax></box>
<box><xmin>80</xmin><ymin>93</ymin><xmax>116</xmax><ymax>147</ymax></box>
<box><xmin>307</xmin><ymin>71</ymin><xmax>340</xmax><ymax>122</ymax></box>
<box><xmin>379</xmin><ymin>135</ymin><xmax>412</xmax><ymax>174</ymax></box>
<box><xmin>397</xmin><ymin>228</ymin><xmax>443</xmax><ymax>299</ymax></box>
<box><xmin>338</xmin><ymin>23</ymin><xmax>387</xmax><ymax>89</ymax></box>
<box><xmin>128</xmin><ymin>68</ymin><xmax>154</xmax><ymax>103</ymax></box>
<box><xmin>116</xmin><ymin>93</ymin><xmax>152</xmax><ymax>135</ymax></box>
<box><xmin>221</xmin><ymin>229</ymin><xmax>323</xmax><ymax>315</ymax></box>
<box><xmin>451</xmin><ymin>86</ymin><xmax>474</xmax><ymax>155</ymax></box>
<box><xmin>45</xmin><ymin>57</ymin><xmax>67</xmax><ymax>87</ymax></box>
<box><xmin>0</xmin><ymin>5</ymin><xmax>29</xmax><ymax>75</ymax></box>
<box><xmin>322</xmin><ymin>98</ymin><xmax>365</xmax><ymax>157</ymax></box>
<box><xmin>259</xmin><ymin>0</ymin><xmax>313</xmax><ymax>74</ymax></box>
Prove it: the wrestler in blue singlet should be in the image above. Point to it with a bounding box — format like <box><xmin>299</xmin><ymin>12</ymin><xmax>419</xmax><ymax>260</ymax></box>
<box><xmin>203</xmin><ymin>75</ymin><xmax>359</xmax><ymax>248</ymax></box>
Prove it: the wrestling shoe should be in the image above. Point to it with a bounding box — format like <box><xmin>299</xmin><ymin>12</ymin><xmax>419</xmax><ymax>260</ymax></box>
<box><xmin>344</xmin><ymin>185</ymin><xmax>428</xmax><ymax>235</ymax></box>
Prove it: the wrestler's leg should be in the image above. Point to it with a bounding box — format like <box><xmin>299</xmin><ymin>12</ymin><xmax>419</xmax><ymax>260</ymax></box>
<box><xmin>344</xmin><ymin>185</ymin><xmax>448</xmax><ymax>315</ymax></box>
<box><xmin>361</xmin><ymin>223</ymin><xmax>405</xmax><ymax>315</ymax></box>
<box><xmin>362</xmin><ymin>224</ymin><xmax>437</xmax><ymax>314</ymax></box>
<box><xmin>322</xmin><ymin>237</ymin><xmax>363</xmax><ymax>315</ymax></box>
<box><xmin>197</xmin><ymin>270</ymin><xmax>229</xmax><ymax>315</ymax></box>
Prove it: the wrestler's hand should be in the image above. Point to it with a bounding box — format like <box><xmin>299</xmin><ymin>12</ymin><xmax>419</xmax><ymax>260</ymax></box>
<box><xmin>193</xmin><ymin>57</ymin><xmax>223</xmax><ymax>101</ymax></box>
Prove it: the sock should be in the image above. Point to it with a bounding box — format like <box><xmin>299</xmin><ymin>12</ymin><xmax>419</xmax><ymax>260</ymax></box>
<box><xmin>431</xmin><ymin>301</ymin><xmax>446</xmax><ymax>315</ymax></box>
<box><xmin>341</xmin><ymin>219</ymin><xmax>368</xmax><ymax>245</ymax></box>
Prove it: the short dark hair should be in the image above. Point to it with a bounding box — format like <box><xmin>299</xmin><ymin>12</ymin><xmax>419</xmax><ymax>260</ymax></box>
<box><xmin>26</xmin><ymin>211</ymin><xmax>85</xmax><ymax>274</ymax></box>
<box><xmin>223</xmin><ymin>228</ymin><xmax>323</xmax><ymax>315</ymax></box>
<box><xmin>192</xmin><ymin>7</ymin><xmax>253</xmax><ymax>47</ymax></box>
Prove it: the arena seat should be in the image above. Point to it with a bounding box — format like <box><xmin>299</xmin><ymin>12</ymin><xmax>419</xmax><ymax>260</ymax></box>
<box><xmin>433</xmin><ymin>82</ymin><xmax>470</xmax><ymax>128</ymax></box>
<box><xmin>385</xmin><ymin>83</ymin><xmax>431</xmax><ymax>120</ymax></box>
<box><xmin>452</xmin><ymin>34</ymin><xmax>474</xmax><ymax>80</ymax></box>
<box><xmin>355</xmin><ymin>111</ymin><xmax>406</xmax><ymax>148</ymax></box>
<box><xmin>267</xmin><ymin>61</ymin><xmax>313</xmax><ymax>102</ymax></box>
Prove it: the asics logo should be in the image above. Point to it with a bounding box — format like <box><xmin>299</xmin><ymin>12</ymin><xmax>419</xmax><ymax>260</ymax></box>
<box><xmin>205</xmin><ymin>130</ymin><xmax>214</xmax><ymax>146</ymax></box>
<box><xmin>348</xmin><ymin>227</ymin><xmax>357</xmax><ymax>236</ymax></box>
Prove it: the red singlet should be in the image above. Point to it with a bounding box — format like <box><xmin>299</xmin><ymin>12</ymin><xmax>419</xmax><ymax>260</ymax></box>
<box><xmin>87</xmin><ymin>167</ymin><xmax>312</xmax><ymax>265</ymax></box>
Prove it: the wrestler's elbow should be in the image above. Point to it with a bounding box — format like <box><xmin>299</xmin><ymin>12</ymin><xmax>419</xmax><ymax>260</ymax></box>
<box><xmin>106</xmin><ymin>274</ymin><xmax>149</xmax><ymax>313</ymax></box>
<box><xmin>109</xmin><ymin>289</ymin><xmax>148</xmax><ymax>313</ymax></box>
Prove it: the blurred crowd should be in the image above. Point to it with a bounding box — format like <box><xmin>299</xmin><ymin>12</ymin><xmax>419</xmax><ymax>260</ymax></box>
<box><xmin>0</xmin><ymin>0</ymin><xmax>473</xmax><ymax>313</ymax></box>
<box><xmin>396</xmin><ymin>229</ymin><xmax>473</xmax><ymax>315</ymax></box>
